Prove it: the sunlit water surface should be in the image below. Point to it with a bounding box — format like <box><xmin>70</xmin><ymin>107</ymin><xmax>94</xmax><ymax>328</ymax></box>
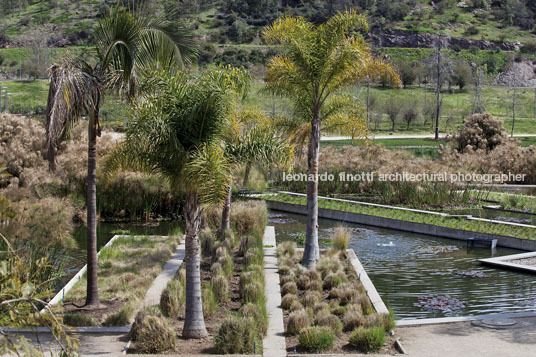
<box><xmin>270</xmin><ymin>210</ymin><xmax>536</xmax><ymax>320</ymax></box>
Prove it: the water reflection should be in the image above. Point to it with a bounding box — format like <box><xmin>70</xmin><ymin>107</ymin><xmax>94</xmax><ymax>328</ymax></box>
<box><xmin>270</xmin><ymin>210</ymin><xmax>536</xmax><ymax>319</ymax></box>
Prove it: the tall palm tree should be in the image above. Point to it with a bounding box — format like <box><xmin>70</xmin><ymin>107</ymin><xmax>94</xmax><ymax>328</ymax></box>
<box><xmin>45</xmin><ymin>6</ymin><xmax>195</xmax><ymax>307</ymax></box>
<box><xmin>220</xmin><ymin>107</ymin><xmax>293</xmax><ymax>236</ymax></box>
<box><xmin>104</xmin><ymin>66</ymin><xmax>249</xmax><ymax>338</ymax></box>
<box><xmin>263</xmin><ymin>10</ymin><xmax>400</xmax><ymax>268</ymax></box>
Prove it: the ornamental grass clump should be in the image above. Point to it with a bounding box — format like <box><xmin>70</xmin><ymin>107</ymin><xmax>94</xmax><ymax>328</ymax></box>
<box><xmin>301</xmin><ymin>291</ymin><xmax>322</xmax><ymax>308</ymax></box>
<box><xmin>240</xmin><ymin>303</ymin><xmax>268</xmax><ymax>336</ymax></box>
<box><xmin>281</xmin><ymin>281</ymin><xmax>298</xmax><ymax>295</ymax></box>
<box><xmin>242</xmin><ymin>281</ymin><xmax>264</xmax><ymax>304</ymax></box>
<box><xmin>290</xmin><ymin>300</ymin><xmax>304</xmax><ymax>312</ymax></box>
<box><xmin>316</xmin><ymin>256</ymin><xmax>341</xmax><ymax>279</ymax></box>
<box><xmin>287</xmin><ymin>309</ymin><xmax>310</xmax><ymax>335</ymax></box>
<box><xmin>343</xmin><ymin>311</ymin><xmax>366</xmax><ymax>332</ymax></box>
<box><xmin>281</xmin><ymin>293</ymin><xmax>300</xmax><ymax>310</ymax></box>
<box><xmin>214</xmin><ymin>315</ymin><xmax>259</xmax><ymax>354</ymax></box>
<box><xmin>202</xmin><ymin>284</ymin><xmax>217</xmax><ymax>318</ymax></box>
<box><xmin>323</xmin><ymin>271</ymin><xmax>347</xmax><ymax>289</ymax></box>
<box><xmin>307</xmin><ymin>279</ymin><xmax>323</xmax><ymax>292</ymax></box>
<box><xmin>63</xmin><ymin>313</ymin><xmax>96</xmax><ymax>327</ymax></box>
<box><xmin>160</xmin><ymin>279</ymin><xmax>184</xmax><ymax>318</ymax></box>
<box><xmin>277</xmin><ymin>241</ymin><xmax>297</xmax><ymax>258</ymax></box>
<box><xmin>330</xmin><ymin>283</ymin><xmax>359</xmax><ymax>305</ymax></box>
<box><xmin>200</xmin><ymin>228</ymin><xmax>214</xmax><ymax>257</ymax></box>
<box><xmin>132</xmin><ymin>315</ymin><xmax>176</xmax><ymax>353</ymax></box>
<box><xmin>332</xmin><ymin>227</ymin><xmax>351</xmax><ymax>251</ymax></box>
<box><xmin>211</xmin><ymin>274</ymin><xmax>229</xmax><ymax>303</ymax></box>
<box><xmin>316</xmin><ymin>314</ymin><xmax>343</xmax><ymax>336</ymax></box>
<box><xmin>298</xmin><ymin>326</ymin><xmax>335</xmax><ymax>352</ymax></box>
<box><xmin>348</xmin><ymin>326</ymin><xmax>385</xmax><ymax>353</ymax></box>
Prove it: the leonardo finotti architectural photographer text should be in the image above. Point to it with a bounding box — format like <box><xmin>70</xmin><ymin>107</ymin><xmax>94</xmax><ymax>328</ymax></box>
<box><xmin>281</xmin><ymin>171</ymin><xmax>526</xmax><ymax>184</ymax></box>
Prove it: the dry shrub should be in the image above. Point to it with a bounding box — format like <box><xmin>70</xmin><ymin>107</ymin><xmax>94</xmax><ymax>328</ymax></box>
<box><xmin>132</xmin><ymin>314</ymin><xmax>176</xmax><ymax>353</ymax></box>
<box><xmin>452</xmin><ymin>113</ymin><xmax>508</xmax><ymax>153</ymax></box>
<box><xmin>279</xmin><ymin>274</ymin><xmax>295</xmax><ymax>286</ymax></box>
<box><xmin>211</xmin><ymin>274</ymin><xmax>229</xmax><ymax>303</ymax></box>
<box><xmin>307</xmin><ymin>280</ymin><xmax>323</xmax><ymax>292</ymax></box>
<box><xmin>211</xmin><ymin>262</ymin><xmax>223</xmax><ymax>276</ymax></box>
<box><xmin>4</xmin><ymin>197</ymin><xmax>76</xmax><ymax>248</ymax></box>
<box><xmin>242</xmin><ymin>281</ymin><xmax>263</xmax><ymax>304</ymax></box>
<box><xmin>316</xmin><ymin>313</ymin><xmax>343</xmax><ymax>336</ymax></box>
<box><xmin>281</xmin><ymin>293</ymin><xmax>299</xmax><ymax>310</ymax></box>
<box><xmin>214</xmin><ymin>315</ymin><xmax>259</xmax><ymax>354</ymax></box>
<box><xmin>313</xmin><ymin>302</ymin><xmax>330</xmax><ymax>314</ymax></box>
<box><xmin>287</xmin><ymin>309</ymin><xmax>310</xmax><ymax>335</ymax></box>
<box><xmin>200</xmin><ymin>228</ymin><xmax>214</xmax><ymax>257</ymax></box>
<box><xmin>343</xmin><ymin>310</ymin><xmax>365</xmax><ymax>332</ymax></box>
<box><xmin>277</xmin><ymin>241</ymin><xmax>296</xmax><ymax>258</ymax></box>
<box><xmin>316</xmin><ymin>256</ymin><xmax>341</xmax><ymax>279</ymax></box>
<box><xmin>304</xmin><ymin>269</ymin><xmax>321</xmax><ymax>282</ymax></box>
<box><xmin>332</xmin><ymin>227</ymin><xmax>351</xmax><ymax>251</ymax></box>
<box><xmin>330</xmin><ymin>283</ymin><xmax>358</xmax><ymax>305</ymax></box>
<box><xmin>301</xmin><ymin>291</ymin><xmax>322</xmax><ymax>308</ymax></box>
<box><xmin>323</xmin><ymin>271</ymin><xmax>347</xmax><ymax>290</ymax></box>
<box><xmin>204</xmin><ymin>200</ymin><xmax>267</xmax><ymax>236</ymax></box>
<box><xmin>281</xmin><ymin>281</ymin><xmax>298</xmax><ymax>295</ymax></box>
<box><xmin>289</xmin><ymin>300</ymin><xmax>304</xmax><ymax>312</ymax></box>
<box><xmin>296</xmin><ymin>274</ymin><xmax>310</xmax><ymax>290</ymax></box>
<box><xmin>331</xmin><ymin>305</ymin><xmax>346</xmax><ymax>317</ymax></box>
<box><xmin>357</xmin><ymin>294</ymin><xmax>374</xmax><ymax>314</ymax></box>
<box><xmin>160</xmin><ymin>279</ymin><xmax>184</xmax><ymax>318</ymax></box>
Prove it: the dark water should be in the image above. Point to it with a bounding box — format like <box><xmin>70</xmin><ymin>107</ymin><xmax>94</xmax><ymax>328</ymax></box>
<box><xmin>447</xmin><ymin>207</ymin><xmax>536</xmax><ymax>225</ymax></box>
<box><xmin>270</xmin><ymin>211</ymin><xmax>536</xmax><ymax>320</ymax></box>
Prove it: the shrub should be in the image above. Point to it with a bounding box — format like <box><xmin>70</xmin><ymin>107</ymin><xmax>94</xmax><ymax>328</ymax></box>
<box><xmin>281</xmin><ymin>293</ymin><xmax>299</xmax><ymax>310</ymax></box>
<box><xmin>315</xmin><ymin>256</ymin><xmax>340</xmax><ymax>279</ymax></box>
<box><xmin>217</xmin><ymin>253</ymin><xmax>234</xmax><ymax>277</ymax></box>
<box><xmin>204</xmin><ymin>200</ymin><xmax>267</xmax><ymax>236</ymax></box>
<box><xmin>202</xmin><ymin>284</ymin><xmax>217</xmax><ymax>317</ymax></box>
<box><xmin>200</xmin><ymin>228</ymin><xmax>214</xmax><ymax>257</ymax></box>
<box><xmin>316</xmin><ymin>314</ymin><xmax>343</xmax><ymax>336</ymax></box>
<box><xmin>331</xmin><ymin>305</ymin><xmax>346</xmax><ymax>317</ymax></box>
<box><xmin>348</xmin><ymin>327</ymin><xmax>385</xmax><ymax>353</ymax></box>
<box><xmin>289</xmin><ymin>300</ymin><xmax>304</xmax><ymax>312</ymax></box>
<box><xmin>160</xmin><ymin>279</ymin><xmax>184</xmax><ymax>318</ymax></box>
<box><xmin>211</xmin><ymin>262</ymin><xmax>223</xmax><ymax>276</ymax></box>
<box><xmin>296</xmin><ymin>275</ymin><xmax>310</xmax><ymax>290</ymax></box>
<box><xmin>214</xmin><ymin>315</ymin><xmax>258</xmax><ymax>354</ymax></box>
<box><xmin>382</xmin><ymin>309</ymin><xmax>396</xmax><ymax>331</ymax></box>
<box><xmin>281</xmin><ymin>281</ymin><xmax>298</xmax><ymax>295</ymax></box>
<box><xmin>211</xmin><ymin>274</ymin><xmax>229</xmax><ymax>303</ymax></box>
<box><xmin>356</xmin><ymin>294</ymin><xmax>373</xmax><ymax>314</ymax></box>
<box><xmin>301</xmin><ymin>291</ymin><xmax>321</xmax><ymax>308</ymax></box>
<box><xmin>242</xmin><ymin>281</ymin><xmax>264</xmax><ymax>304</ymax></box>
<box><xmin>343</xmin><ymin>311</ymin><xmax>365</xmax><ymax>332</ymax></box>
<box><xmin>103</xmin><ymin>304</ymin><xmax>134</xmax><ymax>326</ymax></box>
<box><xmin>280</xmin><ymin>274</ymin><xmax>295</xmax><ymax>286</ymax></box>
<box><xmin>307</xmin><ymin>279</ymin><xmax>323</xmax><ymax>292</ymax></box>
<box><xmin>298</xmin><ymin>326</ymin><xmax>335</xmax><ymax>352</ymax></box>
<box><xmin>330</xmin><ymin>283</ymin><xmax>358</xmax><ymax>305</ymax></box>
<box><xmin>277</xmin><ymin>241</ymin><xmax>296</xmax><ymax>258</ymax></box>
<box><xmin>323</xmin><ymin>271</ymin><xmax>347</xmax><ymax>289</ymax></box>
<box><xmin>287</xmin><ymin>309</ymin><xmax>310</xmax><ymax>335</ymax></box>
<box><xmin>63</xmin><ymin>313</ymin><xmax>96</xmax><ymax>327</ymax></box>
<box><xmin>453</xmin><ymin>113</ymin><xmax>508</xmax><ymax>153</ymax></box>
<box><xmin>332</xmin><ymin>227</ymin><xmax>351</xmax><ymax>251</ymax></box>
<box><xmin>240</xmin><ymin>303</ymin><xmax>268</xmax><ymax>336</ymax></box>
<box><xmin>133</xmin><ymin>315</ymin><xmax>176</xmax><ymax>353</ymax></box>
<box><xmin>244</xmin><ymin>247</ymin><xmax>261</xmax><ymax>267</ymax></box>
<box><xmin>313</xmin><ymin>302</ymin><xmax>330</xmax><ymax>314</ymax></box>
<box><xmin>304</xmin><ymin>269</ymin><xmax>321</xmax><ymax>282</ymax></box>
<box><xmin>239</xmin><ymin>235</ymin><xmax>256</xmax><ymax>256</ymax></box>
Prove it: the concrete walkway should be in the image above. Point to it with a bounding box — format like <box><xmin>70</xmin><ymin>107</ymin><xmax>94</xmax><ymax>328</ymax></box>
<box><xmin>321</xmin><ymin>133</ymin><xmax>536</xmax><ymax>141</ymax></box>
<box><xmin>143</xmin><ymin>242</ymin><xmax>186</xmax><ymax>307</ymax></box>
<box><xmin>397</xmin><ymin>317</ymin><xmax>536</xmax><ymax>357</ymax></box>
<box><xmin>262</xmin><ymin>226</ymin><xmax>287</xmax><ymax>357</ymax></box>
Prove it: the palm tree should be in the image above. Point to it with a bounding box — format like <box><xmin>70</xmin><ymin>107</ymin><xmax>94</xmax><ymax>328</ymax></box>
<box><xmin>104</xmin><ymin>66</ymin><xmax>249</xmax><ymax>338</ymax></box>
<box><xmin>263</xmin><ymin>10</ymin><xmax>400</xmax><ymax>268</ymax></box>
<box><xmin>45</xmin><ymin>6</ymin><xmax>195</xmax><ymax>307</ymax></box>
<box><xmin>220</xmin><ymin>107</ymin><xmax>293</xmax><ymax>236</ymax></box>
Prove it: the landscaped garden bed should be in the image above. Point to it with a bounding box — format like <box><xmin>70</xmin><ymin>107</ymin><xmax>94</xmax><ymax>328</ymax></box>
<box><xmin>127</xmin><ymin>200</ymin><xmax>269</xmax><ymax>354</ymax></box>
<box><xmin>62</xmin><ymin>234</ymin><xmax>180</xmax><ymax>327</ymax></box>
<box><xmin>276</xmin><ymin>229</ymin><xmax>396</xmax><ymax>354</ymax></box>
<box><xmin>264</xmin><ymin>193</ymin><xmax>536</xmax><ymax>240</ymax></box>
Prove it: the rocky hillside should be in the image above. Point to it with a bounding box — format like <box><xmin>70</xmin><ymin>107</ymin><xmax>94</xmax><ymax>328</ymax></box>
<box><xmin>1</xmin><ymin>0</ymin><xmax>535</xmax><ymax>49</ymax></box>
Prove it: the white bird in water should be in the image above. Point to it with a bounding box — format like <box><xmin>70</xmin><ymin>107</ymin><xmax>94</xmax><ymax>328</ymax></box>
<box><xmin>377</xmin><ymin>242</ymin><xmax>394</xmax><ymax>247</ymax></box>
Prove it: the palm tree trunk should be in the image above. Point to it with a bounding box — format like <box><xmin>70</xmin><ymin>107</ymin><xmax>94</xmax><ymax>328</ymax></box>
<box><xmin>220</xmin><ymin>182</ymin><xmax>232</xmax><ymax>239</ymax></box>
<box><xmin>183</xmin><ymin>191</ymin><xmax>208</xmax><ymax>339</ymax></box>
<box><xmin>242</xmin><ymin>161</ymin><xmax>251</xmax><ymax>188</ymax></box>
<box><xmin>47</xmin><ymin>142</ymin><xmax>57</xmax><ymax>172</ymax></box>
<box><xmin>302</xmin><ymin>108</ymin><xmax>320</xmax><ymax>269</ymax></box>
<box><xmin>86</xmin><ymin>106</ymin><xmax>99</xmax><ymax>307</ymax></box>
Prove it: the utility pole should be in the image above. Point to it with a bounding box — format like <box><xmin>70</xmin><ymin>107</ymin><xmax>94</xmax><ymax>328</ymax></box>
<box><xmin>511</xmin><ymin>56</ymin><xmax>517</xmax><ymax>138</ymax></box>
<box><xmin>435</xmin><ymin>43</ymin><xmax>441</xmax><ymax>140</ymax></box>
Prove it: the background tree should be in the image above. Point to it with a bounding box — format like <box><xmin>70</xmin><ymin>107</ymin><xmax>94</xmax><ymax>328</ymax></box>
<box><xmin>384</xmin><ymin>97</ymin><xmax>402</xmax><ymax>131</ymax></box>
<box><xmin>45</xmin><ymin>6</ymin><xmax>194</xmax><ymax>308</ymax></box>
<box><xmin>263</xmin><ymin>10</ymin><xmax>400</xmax><ymax>268</ymax></box>
<box><xmin>105</xmin><ymin>66</ymin><xmax>248</xmax><ymax>339</ymax></box>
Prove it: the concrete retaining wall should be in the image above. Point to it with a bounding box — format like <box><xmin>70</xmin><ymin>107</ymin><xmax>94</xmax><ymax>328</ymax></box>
<box><xmin>266</xmin><ymin>200</ymin><xmax>536</xmax><ymax>251</ymax></box>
